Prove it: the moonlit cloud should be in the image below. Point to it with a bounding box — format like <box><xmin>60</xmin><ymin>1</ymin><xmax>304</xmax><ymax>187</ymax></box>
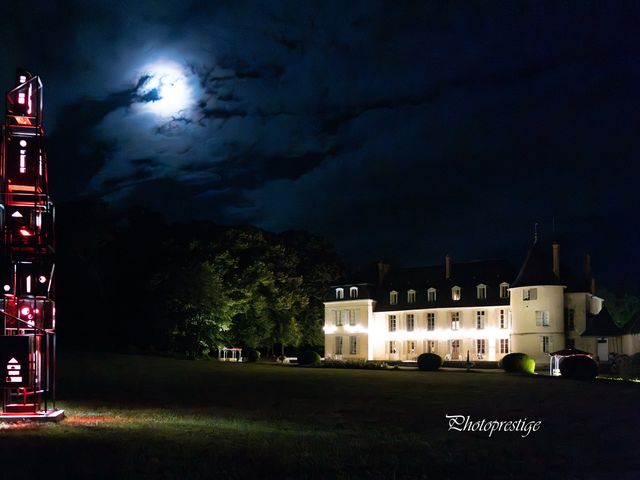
<box><xmin>133</xmin><ymin>60</ymin><xmax>198</xmax><ymax>118</ymax></box>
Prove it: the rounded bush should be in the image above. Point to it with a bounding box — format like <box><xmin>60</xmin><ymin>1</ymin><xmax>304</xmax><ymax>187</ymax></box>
<box><xmin>245</xmin><ymin>349</ymin><xmax>261</xmax><ymax>363</ymax></box>
<box><xmin>560</xmin><ymin>355</ymin><xmax>598</xmax><ymax>380</ymax></box>
<box><xmin>499</xmin><ymin>353</ymin><xmax>535</xmax><ymax>374</ymax></box>
<box><xmin>298</xmin><ymin>350</ymin><xmax>321</xmax><ymax>366</ymax></box>
<box><xmin>417</xmin><ymin>353</ymin><xmax>443</xmax><ymax>371</ymax></box>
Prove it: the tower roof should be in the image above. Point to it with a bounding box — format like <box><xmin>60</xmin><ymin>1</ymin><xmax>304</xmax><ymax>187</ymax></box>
<box><xmin>511</xmin><ymin>242</ymin><xmax>563</xmax><ymax>288</ymax></box>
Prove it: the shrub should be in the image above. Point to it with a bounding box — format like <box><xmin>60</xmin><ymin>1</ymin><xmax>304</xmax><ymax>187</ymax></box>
<box><xmin>559</xmin><ymin>355</ymin><xmax>598</xmax><ymax>380</ymax></box>
<box><xmin>417</xmin><ymin>353</ymin><xmax>443</xmax><ymax>371</ymax></box>
<box><xmin>245</xmin><ymin>349</ymin><xmax>261</xmax><ymax>363</ymax></box>
<box><xmin>322</xmin><ymin>359</ymin><xmax>388</xmax><ymax>370</ymax></box>
<box><xmin>619</xmin><ymin>354</ymin><xmax>640</xmax><ymax>380</ymax></box>
<box><xmin>499</xmin><ymin>353</ymin><xmax>535</xmax><ymax>374</ymax></box>
<box><xmin>298</xmin><ymin>350</ymin><xmax>321</xmax><ymax>366</ymax></box>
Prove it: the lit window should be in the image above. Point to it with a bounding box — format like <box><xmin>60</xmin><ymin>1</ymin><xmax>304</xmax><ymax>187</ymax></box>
<box><xmin>390</xmin><ymin>291</ymin><xmax>398</xmax><ymax>305</ymax></box>
<box><xmin>349</xmin><ymin>309</ymin><xmax>356</xmax><ymax>326</ymax></box>
<box><xmin>426</xmin><ymin>340</ymin><xmax>437</xmax><ymax>353</ymax></box>
<box><xmin>407</xmin><ymin>289</ymin><xmax>416</xmax><ymax>303</ymax></box>
<box><xmin>336</xmin><ymin>288</ymin><xmax>344</xmax><ymax>300</ymax></box>
<box><xmin>349</xmin><ymin>286</ymin><xmax>358</xmax><ymax>299</ymax></box>
<box><xmin>18</xmin><ymin>92</ymin><xmax>25</xmax><ymax>104</ymax></box>
<box><xmin>19</xmin><ymin>75</ymin><xmax>26</xmax><ymax>83</ymax></box>
<box><xmin>388</xmin><ymin>315</ymin><xmax>397</xmax><ymax>332</ymax></box>
<box><xmin>450</xmin><ymin>339</ymin><xmax>460</xmax><ymax>356</ymax></box>
<box><xmin>523</xmin><ymin>288</ymin><xmax>537</xmax><ymax>301</ymax></box>
<box><xmin>451</xmin><ymin>312</ymin><xmax>460</xmax><ymax>330</ymax></box>
<box><xmin>334</xmin><ymin>310</ymin><xmax>342</xmax><ymax>326</ymax></box>
<box><xmin>476</xmin><ymin>284</ymin><xmax>487</xmax><ymax>300</ymax></box>
<box><xmin>335</xmin><ymin>336</ymin><xmax>343</xmax><ymax>355</ymax></box>
<box><xmin>535</xmin><ymin>311</ymin><xmax>550</xmax><ymax>327</ymax></box>
<box><xmin>500</xmin><ymin>283</ymin><xmax>510</xmax><ymax>298</ymax></box>
<box><xmin>452</xmin><ymin>286</ymin><xmax>461</xmax><ymax>301</ymax></box>
<box><xmin>427</xmin><ymin>288</ymin><xmax>436</xmax><ymax>302</ymax></box>
<box><xmin>476</xmin><ymin>310</ymin><xmax>485</xmax><ymax>329</ymax></box>
<box><xmin>500</xmin><ymin>338</ymin><xmax>509</xmax><ymax>354</ymax></box>
<box><xmin>476</xmin><ymin>339</ymin><xmax>486</xmax><ymax>355</ymax></box>
<box><xmin>499</xmin><ymin>309</ymin><xmax>508</xmax><ymax>329</ymax></box>
<box><xmin>408</xmin><ymin>340</ymin><xmax>416</xmax><ymax>354</ymax></box>
<box><xmin>406</xmin><ymin>314</ymin><xmax>415</xmax><ymax>332</ymax></box>
<box><xmin>427</xmin><ymin>312</ymin><xmax>435</xmax><ymax>331</ymax></box>
<box><xmin>542</xmin><ymin>336</ymin><xmax>550</xmax><ymax>353</ymax></box>
<box><xmin>389</xmin><ymin>340</ymin><xmax>398</xmax><ymax>354</ymax></box>
<box><xmin>349</xmin><ymin>336</ymin><xmax>357</xmax><ymax>355</ymax></box>
<box><xmin>341</xmin><ymin>310</ymin><xmax>350</xmax><ymax>325</ymax></box>
<box><xmin>565</xmin><ymin>309</ymin><xmax>575</xmax><ymax>331</ymax></box>
<box><xmin>19</xmin><ymin>149</ymin><xmax>26</xmax><ymax>173</ymax></box>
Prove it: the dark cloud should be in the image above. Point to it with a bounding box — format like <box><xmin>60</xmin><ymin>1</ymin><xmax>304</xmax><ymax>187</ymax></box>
<box><xmin>0</xmin><ymin>0</ymin><xmax>638</xmax><ymax>285</ymax></box>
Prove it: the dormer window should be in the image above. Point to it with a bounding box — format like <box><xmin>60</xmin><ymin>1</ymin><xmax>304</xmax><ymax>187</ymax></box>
<box><xmin>349</xmin><ymin>286</ymin><xmax>358</xmax><ymax>299</ymax></box>
<box><xmin>427</xmin><ymin>288</ymin><xmax>437</xmax><ymax>302</ymax></box>
<box><xmin>452</xmin><ymin>286</ymin><xmax>461</xmax><ymax>301</ymax></box>
<box><xmin>476</xmin><ymin>284</ymin><xmax>487</xmax><ymax>300</ymax></box>
<box><xmin>500</xmin><ymin>282</ymin><xmax>510</xmax><ymax>299</ymax></box>
<box><xmin>336</xmin><ymin>288</ymin><xmax>344</xmax><ymax>300</ymax></box>
<box><xmin>390</xmin><ymin>290</ymin><xmax>398</xmax><ymax>305</ymax></box>
<box><xmin>407</xmin><ymin>289</ymin><xmax>416</xmax><ymax>303</ymax></box>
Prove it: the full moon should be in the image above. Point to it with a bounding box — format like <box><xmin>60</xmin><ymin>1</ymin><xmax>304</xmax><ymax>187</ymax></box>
<box><xmin>136</xmin><ymin>61</ymin><xmax>194</xmax><ymax>117</ymax></box>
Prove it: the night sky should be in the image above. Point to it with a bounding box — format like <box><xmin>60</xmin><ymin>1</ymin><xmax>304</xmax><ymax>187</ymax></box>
<box><xmin>1</xmin><ymin>1</ymin><xmax>638</xmax><ymax>287</ymax></box>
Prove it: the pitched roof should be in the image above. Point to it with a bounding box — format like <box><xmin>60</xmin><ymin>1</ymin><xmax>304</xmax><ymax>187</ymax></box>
<box><xmin>581</xmin><ymin>306</ymin><xmax>625</xmax><ymax>337</ymax></box>
<box><xmin>328</xmin><ymin>258</ymin><xmax>515</xmax><ymax>309</ymax></box>
<box><xmin>511</xmin><ymin>242</ymin><xmax>563</xmax><ymax>288</ymax></box>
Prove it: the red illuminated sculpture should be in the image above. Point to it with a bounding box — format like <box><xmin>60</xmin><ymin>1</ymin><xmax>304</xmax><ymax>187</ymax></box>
<box><xmin>0</xmin><ymin>70</ymin><xmax>61</xmax><ymax>420</ymax></box>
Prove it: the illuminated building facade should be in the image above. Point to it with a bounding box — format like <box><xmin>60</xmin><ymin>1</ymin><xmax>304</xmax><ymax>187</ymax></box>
<box><xmin>324</xmin><ymin>242</ymin><xmax>627</xmax><ymax>365</ymax></box>
<box><xmin>0</xmin><ymin>70</ymin><xmax>59</xmax><ymax>419</ymax></box>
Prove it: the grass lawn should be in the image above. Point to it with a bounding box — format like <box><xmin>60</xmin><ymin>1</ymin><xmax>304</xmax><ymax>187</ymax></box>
<box><xmin>0</xmin><ymin>353</ymin><xmax>638</xmax><ymax>479</ymax></box>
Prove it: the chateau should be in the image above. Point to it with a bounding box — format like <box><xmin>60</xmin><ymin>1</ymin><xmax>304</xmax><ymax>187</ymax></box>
<box><xmin>324</xmin><ymin>241</ymin><xmax>638</xmax><ymax>365</ymax></box>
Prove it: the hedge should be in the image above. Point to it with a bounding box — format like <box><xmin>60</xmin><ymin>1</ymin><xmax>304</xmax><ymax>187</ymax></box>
<box><xmin>559</xmin><ymin>355</ymin><xmax>597</xmax><ymax>380</ymax></box>
<box><xmin>417</xmin><ymin>353</ymin><xmax>443</xmax><ymax>371</ymax></box>
<box><xmin>499</xmin><ymin>353</ymin><xmax>535</xmax><ymax>374</ymax></box>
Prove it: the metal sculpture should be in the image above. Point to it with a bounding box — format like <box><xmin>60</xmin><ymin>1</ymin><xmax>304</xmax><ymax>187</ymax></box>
<box><xmin>0</xmin><ymin>70</ymin><xmax>61</xmax><ymax>420</ymax></box>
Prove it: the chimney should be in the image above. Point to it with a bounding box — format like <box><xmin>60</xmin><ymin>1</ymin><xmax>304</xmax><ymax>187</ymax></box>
<box><xmin>377</xmin><ymin>260</ymin><xmax>390</xmax><ymax>285</ymax></box>
<box><xmin>552</xmin><ymin>241</ymin><xmax>560</xmax><ymax>278</ymax></box>
<box><xmin>445</xmin><ymin>255</ymin><xmax>451</xmax><ymax>280</ymax></box>
<box><xmin>584</xmin><ymin>254</ymin><xmax>591</xmax><ymax>277</ymax></box>
<box><xmin>591</xmin><ymin>277</ymin><xmax>596</xmax><ymax>295</ymax></box>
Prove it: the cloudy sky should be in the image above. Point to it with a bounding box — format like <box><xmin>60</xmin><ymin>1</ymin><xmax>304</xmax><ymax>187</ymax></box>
<box><xmin>0</xmin><ymin>1</ymin><xmax>638</xmax><ymax>285</ymax></box>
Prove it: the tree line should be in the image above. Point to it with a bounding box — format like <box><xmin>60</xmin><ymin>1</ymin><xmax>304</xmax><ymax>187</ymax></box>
<box><xmin>55</xmin><ymin>200</ymin><xmax>342</xmax><ymax>357</ymax></box>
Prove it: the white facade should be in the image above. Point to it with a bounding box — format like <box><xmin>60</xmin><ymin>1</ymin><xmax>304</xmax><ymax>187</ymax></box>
<box><xmin>324</xmin><ymin>289</ymin><xmax>615</xmax><ymax>364</ymax></box>
<box><xmin>325</xmin><ymin>301</ymin><xmax>514</xmax><ymax>362</ymax></box>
